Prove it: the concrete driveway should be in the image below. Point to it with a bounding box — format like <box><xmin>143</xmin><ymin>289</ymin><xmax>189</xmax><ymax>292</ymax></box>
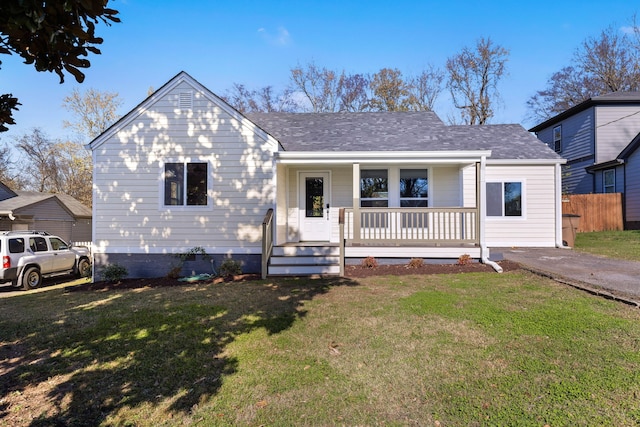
<box><xmin>497</xmin><ymin>247</ymin><xmax>640</xmax><ymax>304</ymax></box>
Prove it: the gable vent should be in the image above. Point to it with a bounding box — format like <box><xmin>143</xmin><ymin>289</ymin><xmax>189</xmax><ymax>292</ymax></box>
<box><xmin>179</xmin><ymin>91</ymin><xmax>193</xmax><ymax>109</ymax></box>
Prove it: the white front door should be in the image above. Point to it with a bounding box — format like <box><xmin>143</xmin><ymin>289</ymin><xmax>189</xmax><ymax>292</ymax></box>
<box><xmin>299</xmin><ymin>172</ymin><xmax>331</xmax><ymax>241</ymax></box>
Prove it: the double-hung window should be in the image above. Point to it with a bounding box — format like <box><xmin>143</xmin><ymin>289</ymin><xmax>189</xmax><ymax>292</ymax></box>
<box><xmin>487</xmin><ymin>182</ymin><xmax>522</xmax><ymax>217</ymax></box>
<box><xmin>164</xmin><ymin>162</ymin><xmax>209</xmax><ymax>207</ymax></box>
<box><xmin>603</xmin><ymin>169</ymin><xmax>615</xmax><ymax>193</ymax></box>
<box><xmin>360</xmin><ymin>169</ymin><xmax>388</xmax><ymax>207</ymax></box>
<box><xmin>553</xmin><ymin>125</ymin><xmax>562</xmax><ymax>152</ymax></box>
<box><xmin>400</xmin><ymin>169</ymin><xmax>428</xmax><ymax>207</ymax></box>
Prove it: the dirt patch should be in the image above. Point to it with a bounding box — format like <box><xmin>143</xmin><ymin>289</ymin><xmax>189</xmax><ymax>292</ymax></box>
<box><xmin>345</xmin><ymin>260</ymin><xmax>520</xmax><ymax>278</ymax></box>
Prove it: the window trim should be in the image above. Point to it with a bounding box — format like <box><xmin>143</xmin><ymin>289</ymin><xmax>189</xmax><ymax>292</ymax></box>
<box><xmin>553</xmin><ymin>125</ymin><xmax>562</xmax><ymax>153</ymax></box>
<box><xmin>603</xmin><ymin>169</ymin><xmax>616</xmax><ymax>193</ymax></box>
<box><xmin>159</xmin><ymin>160</ymin><xmax>213</xmax><ymax>211</ymax></box>
<box><xmin>486</xmin><ymin>180</ymin><xmax>525</xmax><ymax>220</ymax></box>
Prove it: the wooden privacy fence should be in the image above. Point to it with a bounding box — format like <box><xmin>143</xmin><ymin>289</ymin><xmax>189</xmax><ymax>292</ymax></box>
<box><xmin>562</xmin><ymin>193</ymin><xmax>623</xmax><ymax>232</ymax></box>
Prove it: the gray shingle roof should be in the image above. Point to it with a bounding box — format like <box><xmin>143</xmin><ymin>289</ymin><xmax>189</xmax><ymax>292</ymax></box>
<box><xmin>247</xmin><ymin>112</ymin><xmax>561</xmax><ymax>160</ymax></box>
<box><xmin>0</xmin><ymin>191</ymin><xmax>91</xmax><ymax>218</ymax></box>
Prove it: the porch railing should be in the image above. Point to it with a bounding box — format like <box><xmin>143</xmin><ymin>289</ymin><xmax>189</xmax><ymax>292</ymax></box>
<box><xmin>261</xmin><ymin>208</ymin><xmax>274</xmax><ymax>279</ymax></box>
<box><xmin>343</xmin><ymin>207</ymin><xmax>478</xmax><ymax>245</ymax></box>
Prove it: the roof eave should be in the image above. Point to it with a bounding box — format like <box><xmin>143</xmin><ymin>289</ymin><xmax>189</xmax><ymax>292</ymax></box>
<box><xmin>487</xmin><ymin>158</ymin><xmax>567</xmax><ymax>165</ymax></box>
<box><xmin>529</xmin><ymin>96</ymin><xmax>640</xmax><ymax>133</ymax></box>
<box><xmin>274</xmin><ymin>150</ymin><xmax>492</xmax><ymax>165</ymax></box>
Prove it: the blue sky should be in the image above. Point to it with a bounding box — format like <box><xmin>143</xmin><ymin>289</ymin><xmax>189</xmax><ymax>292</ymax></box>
<box><xmin>1</xmin><ymin>0</ymin><xmax>639</xmax><ymax>144</ymax></box>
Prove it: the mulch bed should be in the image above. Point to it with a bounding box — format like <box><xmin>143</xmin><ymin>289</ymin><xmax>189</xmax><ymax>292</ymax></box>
<box><xmin>344</xmin><ymin>260</ymin><xmax>520</xmax><ymax>278</ymax></box>
<box><xmin>67</xmin><ymin>261</ymin><xmax>520</xmax><ymax>292</ymax></box>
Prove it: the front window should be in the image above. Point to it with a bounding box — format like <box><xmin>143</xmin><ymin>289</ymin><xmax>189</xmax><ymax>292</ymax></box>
<box><xmin>553</xmin><ymin>125</ymin><xmax>562</xmax><ymax>152</ymax></box>
<box><xmin>360</xmin><ymin>169</ymin><xmax>388</xmax><ymax>207</ymax></box>
<box><xmin>487</xmin><ymin>182</ymin><xmax>522</xmax><ymax>217</ymax></box>
<box><xmin>400</xmin><ymin>169</ymin><xmax>428</xmax><ymax>207</ymax></box>
<box><xmin>164</xmin><ymin>162</ymin><xmax>208</xmax><ymax>206</ymax></box>
<box><xmin>603</xmin><ymin>169</ymin><xmax>615</xmax><ymax>193</ymax></box>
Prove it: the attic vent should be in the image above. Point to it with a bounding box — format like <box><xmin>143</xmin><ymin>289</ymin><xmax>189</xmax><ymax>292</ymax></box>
<box><xmin>179</xmin><ymin>91</ymin><xmax>193</xmax><ymax>109</ymax></box>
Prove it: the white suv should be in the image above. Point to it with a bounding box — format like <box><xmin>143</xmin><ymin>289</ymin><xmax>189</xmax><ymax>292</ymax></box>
<box><xmin>0</xmin><ymin>231</ymin><xmax>91</xmax><ymax>290</ymax></box>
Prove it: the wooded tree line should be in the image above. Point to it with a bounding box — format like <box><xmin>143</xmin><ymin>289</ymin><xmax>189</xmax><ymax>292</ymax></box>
<box><xmin>223</xmin><ymin>37</ymin><xmax>509</xmax><ymax>126</ymax></box>
<box><xmin>0</xmin><ymin>89</ymin><xmax>122</xmax><ymax>208</ymax></box>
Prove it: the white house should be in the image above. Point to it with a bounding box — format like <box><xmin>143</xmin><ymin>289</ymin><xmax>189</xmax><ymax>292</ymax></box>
<box><xmin>89</xmin><ymin>72</ymin><xmax>566</xmax><ymax>278</ymax></box>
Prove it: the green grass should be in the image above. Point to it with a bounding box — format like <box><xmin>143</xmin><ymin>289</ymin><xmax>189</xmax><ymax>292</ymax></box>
<box><xmin>575</xmin><ymin>230</ymin><xmax>640</xmax><ymax>261</ymax></box>
<box><xmin>1</xmin><ymin>272</ymin><xmax>640</xmax><ymax>426</ymax></box>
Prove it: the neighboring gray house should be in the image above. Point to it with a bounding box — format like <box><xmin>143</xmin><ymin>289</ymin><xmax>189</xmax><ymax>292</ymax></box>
<box><xmin>89</xmin><ymin>72</ymin><xmax>565</xmax><ymax>279</ymax></box>
<box><xmin>0</xmin><ymin>182</ymin><xmax>92</xmax><ymax>243</ymax></box>
<box><xmin>529</xmin><ymin>92</ymin><xmax>640</xmax><ymax>228</ymax></box>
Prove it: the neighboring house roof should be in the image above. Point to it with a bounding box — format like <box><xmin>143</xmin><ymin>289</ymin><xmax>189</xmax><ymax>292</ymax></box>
<box><xmin>0</xmin><ymin>181</ymin><xmax>17</xmax><ymax>201</ymax></box>
<box><xmin>247</xmin><ymin>112</ymin><xmax>562</xmax><ymax>161</ymax></box>
<box><xmin>529</xmin><ymin>92</ymin><xmax>640</xmax><ymax>132</ymax></box>
<box><xmin>0</xmin><ymin>191</ymin><xmax>91</xmax><ymax>218</ymax></box>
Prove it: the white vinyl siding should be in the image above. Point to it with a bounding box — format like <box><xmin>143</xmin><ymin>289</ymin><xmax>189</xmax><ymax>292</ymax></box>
<box><xmin>466</xmin><ymin>164</ymin><xmax>558</xmax><ymax>247</ymax></box>
<box><xmin>92</xmin><ymin>79</ymin><xmax>278</xmax><ymax>255</ymax></box>
<box><xmin>431</xmin><ymin>166</ymin><xmax>461</xmax><ymax>207</ymax></box>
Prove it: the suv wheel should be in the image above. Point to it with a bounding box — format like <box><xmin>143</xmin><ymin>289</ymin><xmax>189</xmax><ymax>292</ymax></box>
<box><xmin>22</xmin><ymin>267</ymin><xmax>42</xmax><ymax>290</ymax></box>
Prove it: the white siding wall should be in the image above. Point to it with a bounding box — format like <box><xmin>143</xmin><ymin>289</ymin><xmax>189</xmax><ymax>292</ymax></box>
<box><xmin>432</xmin><ymin>166</ymin><xmax>462</xmax><ymax>207</ymax></box>
<box><xmin>626</xmin><ymin>149</ymin><xmax>640</xmax><ymax>223</ymax></box>
<box><xmin>93</xmin><ymin>80</ymin><xmax>278</xmax><ymax>255</ymax></box>
<box><xmin>461</xmin><ymin>164</ymin><xmax>477</xmax><ymax>208</ymax></box>
<box><xmin>595</xmin><ymin>105</ymin><xmax>640</xmax><ymax>163</ymax></box>
<box><xmin>483</xmin><ymin>165</ymin><xmax>558</xmax><ymax>247</ymax></box>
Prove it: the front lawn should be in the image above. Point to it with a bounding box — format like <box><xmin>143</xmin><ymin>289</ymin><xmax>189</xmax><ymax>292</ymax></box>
<box><xmin>1</xmin><ymin>272</ymin><xmax>639</xmax><ymax>426</ymax></box>
<box><xmin>575</xmin><ymin>230</ymin><xmax>640</xmax><ymax>261</ymax></box>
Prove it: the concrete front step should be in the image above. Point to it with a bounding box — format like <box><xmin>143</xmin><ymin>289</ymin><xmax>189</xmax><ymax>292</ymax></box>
<box><xmin>268</xmin><ymin>264</ymin><xmax>341</xmax><ymax>276</ymax></box>
<box><xmin>269</xmin><ymin>255</ymin><xmax>340</xmax><ymax>266</ymax></box>
<box><xmin>268</xmin><ymin>244</ymin><xmax>341</xmax><ymax>276</ymax></box>
<box><xmin>272</xmin><ymin>245</ymin><xmax>340</xmax><ymax>257</ymax></box>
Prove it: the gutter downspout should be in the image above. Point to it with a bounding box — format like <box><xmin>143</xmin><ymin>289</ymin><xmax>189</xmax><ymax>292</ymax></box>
<box><xmin>477</xmin><ymin>156</ymin><xmax>503</xmax><ymax>273</ymax></box>
<box><xmin>555</xmin><ymin>162</ymin><xmax>569</xmax><ymax>249</ymax></box>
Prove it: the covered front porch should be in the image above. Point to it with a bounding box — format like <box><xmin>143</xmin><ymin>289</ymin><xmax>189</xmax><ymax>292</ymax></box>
<box><xmin>263</xmin><ymin>150</ymin><xmax>495</xmax><ymax>277</ymax></box>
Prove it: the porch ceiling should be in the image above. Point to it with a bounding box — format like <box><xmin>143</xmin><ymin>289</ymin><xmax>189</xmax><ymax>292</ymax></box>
<box><xmin>274</xmin><ymin>150</ymin><xmax>491</xmax><ymax>165</ymax></box>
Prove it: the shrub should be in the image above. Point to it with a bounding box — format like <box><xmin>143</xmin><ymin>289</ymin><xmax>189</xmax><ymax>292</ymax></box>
<box><xmin>407</xmin><ymin>258</ymin><xmax>424</xmax><ymax>269</ymax></box>
<box><xmin>219</xmin><ymin>258</ymin><xmax>242</xmax><ymax>277</ymax></box>
<box><xmin>457</xmin><ymin>254</ymin><xmax>472</xmax><ymax>265</ymax></box>
<box><xmin>361</xmin><ymin>256</ymin><xmax>378</xmax><ymax>269</ymax></box>
<box><xmin>101</xmin><ymin>263</ymin><xmax>128</xmax><ymax>282</ymax></box>
<box><xmin>168</xmin><ymin>247</ymin><xmax>212</xmax><ymax>279</ymax></box>
<box><xmin>167</xmin><ymin>265</ymin><xmax>182</xmax><ymax>279</ymax></box>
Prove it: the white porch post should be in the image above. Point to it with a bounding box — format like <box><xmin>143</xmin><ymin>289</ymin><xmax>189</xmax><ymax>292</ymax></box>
<box><xmin>555</xmin><ymin>162</ymin><xmax>564</xmax><ymax>248</ymax></box>
<box><xmin>477</xmin><ymin>156</ymin><xmax>488</xmax><ymax>258</ymax></box>
<box><xmin>353</xmin><ymin>163</ymin><xmax>361</xmax><ymax>241</ymax></box>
